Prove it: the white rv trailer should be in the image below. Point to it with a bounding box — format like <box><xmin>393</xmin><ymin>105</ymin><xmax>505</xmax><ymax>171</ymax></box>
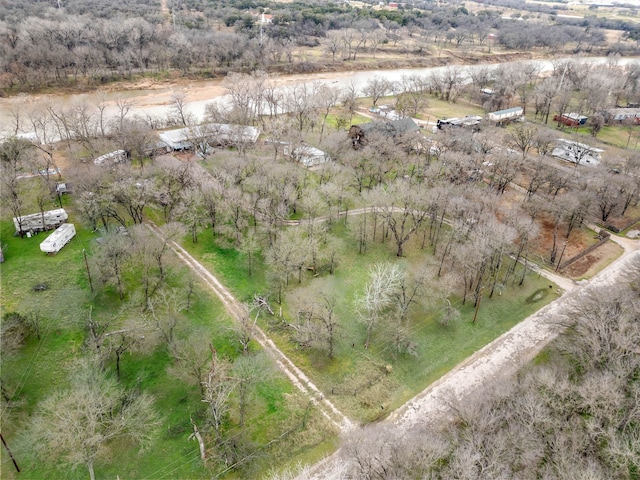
<box><xmin>13</xmin><ymin>208</ymin><xmax>68</xmax><ymax>234</ymax></box>
<box><xmin>40</xmin><ymin>223</ymin><xmax>76</xmax><ymax>254</ymax></box>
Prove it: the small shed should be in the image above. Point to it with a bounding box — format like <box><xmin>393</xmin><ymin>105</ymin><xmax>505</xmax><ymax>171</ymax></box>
<box><xmin>40</xmin><ymin>223</ymin><xmax>76</xmax><ymax>254</ymax></box>
<box><xmin>554</xmin><ymin>112</ymin><xmax>588</xmax><ymax>127</ymax></box>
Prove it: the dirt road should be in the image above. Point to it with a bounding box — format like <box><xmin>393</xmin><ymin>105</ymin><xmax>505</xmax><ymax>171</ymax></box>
<box><xmin>148</xmin><ymin>207</ymin><xmax>637</xmax><ymax>478</ymax></box>
<box><xmin>301</xmin><ymin>236</ymin><xmax>639</xmax><ymax>478</ymax></box>
<box><xmin>391</xmin><ymin>238</ymin><xmax>638</xmax><ymax>429</ymax></box>
<box><xmin>144</xmin><ymin>222</ymin><xmax>354</xmax><ymax>434</ymax></box>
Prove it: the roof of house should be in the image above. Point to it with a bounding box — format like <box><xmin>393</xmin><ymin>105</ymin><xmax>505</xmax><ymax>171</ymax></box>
<box><xmin>489</xmin><ymin>106</ymin><xmax>523</xmax><ymax>116</ymax></box>
<box><xmin>606</xmin><ymin>108</ymin><xmax>640</xmax><ymax>120</ymax></box>
<box><xmin>358</xmin><ymin>117</ymin><xmax>420</xmax><ymax>137</ymax></box>
<box><xmin>158</xmin><ymin>123</ymin><xmax>260</xmax><ymax>150</ymax></box>
<box><xmin>556</xmin><ymin>138</ymin><xmax>604</xmax><ymax>153</ymax></box>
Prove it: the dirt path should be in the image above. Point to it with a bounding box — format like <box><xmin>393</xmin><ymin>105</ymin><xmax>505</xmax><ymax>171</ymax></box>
<box><xmin>160</xmin><ymin>0</ymin><xmax>170</xmax><ymax>22</ymax></box>
<box><xmin>148</xmin><ymin>204</ymin><xmax>637</xmax><ymax>477</ymax></box>
<box><xmin>391</xmin><ymin>243</ymin><xmax>639</xmax><ymax>429</ymax></box>
<box><xmin>301</xmin><ymin>241</ymin><xmax>639</xmax><ymax>478</ymax></box>
<box><xmin>144</xmin><ymin>222</ymin><xmax>355</xmax><ymax>434</ymax></box>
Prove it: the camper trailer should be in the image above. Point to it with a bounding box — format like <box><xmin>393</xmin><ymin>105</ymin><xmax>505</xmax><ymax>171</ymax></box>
<box><xmin>40</xmin><ymin>223</ymin><xmax>76</xmax><ymax>254</ymax></box>
<box><xmin>13</xmin><ymin>208</ymin><xmax>68</xmax><ymax>235</ymax></box>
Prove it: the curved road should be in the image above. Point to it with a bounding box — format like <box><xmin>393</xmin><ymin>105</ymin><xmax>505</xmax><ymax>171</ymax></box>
<box><xmin>302</xmin><ymin>223</ymin><xmax>639</xmax><ymax>478</ymax></box>
<box><xmin>147</xmin><ymin>208</ymin><xmax>637</xmax><ymax>478</ymax></box>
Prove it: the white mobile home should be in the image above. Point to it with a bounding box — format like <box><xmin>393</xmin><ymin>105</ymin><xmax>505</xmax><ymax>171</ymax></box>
<box><xmin>488</xmin><ymin>107</ymin><xmax>524</xmax><ymax>124</ymax></box>
<box><xmin>94</xmin><ymin>150</ymin><xmax>127</xmax><ymax>166</ymax></box>
<box><xmin>40</xmin><ymin>223</ymin><xmax>76</xmax><ymax>254</ymax></box>
<box><xmin>13</xmin><ymin>208</ymin><xmax>68</xmax><ymax>234</ymax></box>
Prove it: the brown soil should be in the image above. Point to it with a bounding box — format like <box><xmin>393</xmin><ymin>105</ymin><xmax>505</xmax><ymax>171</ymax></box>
<box><xmin>560</xmin><ymin>241</ymin><xmax>623</xmax><ymax>278</ymax></box>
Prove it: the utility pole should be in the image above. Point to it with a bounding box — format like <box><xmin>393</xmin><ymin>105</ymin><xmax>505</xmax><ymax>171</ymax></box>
<box><xmin>83</xmin><ymin>249</ymin><xmax>93</xmax><ymax>292</ymax></box>
<box><xmin>1</xmin><ymin>432</ymin><xmax>20</xmax><ymax>473</ymax></box>
<box><xmin>472</xmin><ymin>287</ymin><xmax>483</xmax><ymax>324</ymax></box>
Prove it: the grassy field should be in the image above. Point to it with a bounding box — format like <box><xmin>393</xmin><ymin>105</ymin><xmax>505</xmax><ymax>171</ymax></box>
<box><xmin>6</xmin><ymin>69</ymin><xmax>635</xmax><ymax>477</ymax></box>
<box><xmin>0</xmin><ymin>218</ymin><xmax>336</xmax><ymax>479</ymax></box>
<box><xmin>183</xmin><ymin>216</ymin><xmax>558</xmax><ymax>424</ymax></box>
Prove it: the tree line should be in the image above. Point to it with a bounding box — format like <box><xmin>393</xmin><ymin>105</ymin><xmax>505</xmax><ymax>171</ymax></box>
<box><xmin>3</xmin><ymin>55</ymin><xmax>640</xmax><ymax>476</ymax></box>
<box><xmin>2</xmin><ymin>0</ymin><xmax>637</xmax><ymax>92</ymax></box>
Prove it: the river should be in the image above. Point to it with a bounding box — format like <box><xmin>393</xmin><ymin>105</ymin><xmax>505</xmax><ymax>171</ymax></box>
<box><xmin>1</xmin><ymin>56</ymin><xmax>638</xmax><ymax>140</ymax></box>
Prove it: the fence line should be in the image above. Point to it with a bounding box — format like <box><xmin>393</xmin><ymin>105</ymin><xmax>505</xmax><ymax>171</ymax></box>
<box><xmin>558</xmin><ymin>233</ymin><xmax>610</xmax><ymax>270</ymax></box>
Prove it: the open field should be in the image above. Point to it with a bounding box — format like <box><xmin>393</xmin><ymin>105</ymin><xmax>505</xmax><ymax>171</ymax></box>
<box><xmin>0</xmin><ymin>217</ymin><xmax>336</xmax><ymax>479</ymax></box>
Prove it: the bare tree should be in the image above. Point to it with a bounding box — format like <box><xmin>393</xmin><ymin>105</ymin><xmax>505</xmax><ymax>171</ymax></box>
<box><xmin>25</xmin><ymin>357</ymin><xmax>158</xmax><ymax>480</ymax></box>
<box><xmin>355</xmin><ymin>262</ymin><xmax>403</xmax><ymax>349</ymax></box>
<box><xmin>589</xmin><ymin>170</ymin><xmax>623</xmax><ymax>222</ymax></box>
<box><xmin>325</xmin><ymin>31</ymin><xmax>342</xmax><ymax>61</ymax></box>
<box><xmin>0</xmin><ymin>137</ymin><xmax>33</xmax><ymax>237</ymax></box>
<box><xmin>232</xmin><ymin>352</ymin><xmax>273</xmax><ymax>427</ymax></box>
<box><xmin>146</xmin><ymin>287</ymin><xmax>188</xmax><ymax>354</ymax></box>
<box><xmin>92</xmin><ymin>230</ymin><xmax>132</xmax><ymax>300</ymax></box>
<box><xmin>508</xmin><ymin>124</ymin><xmax>538</xmax><ymax>160</ymax></box>
<box><xmin>202</xmin><ymin>347</ymin><xmax>236</xmax><ymax>446</ymax></box>
<box><xmin>294</xmin><ymin>292</ymin><xmax>341</xmax><ymax>359</ymax></box>
<box><xmin>363</xmin><ymin>75</ymin><xmax>392</xmax><ymax>108</ymax></box>
<box><xmin>315</xmin><ymin>82</ymin><xmax>341</xmax><ymax>142</ymax></box>
<box><xmin>130</xmin><ymin>222</ymin><xmax>184</xmax><ymax>309</ymax></box>
<box><xmin>167</xmin><ymin>327</ymin><xmax>212</xmax><ymax>396</ymax></box>
<box><xmin>376</xmin><ymin>182</ymin><xmax>429</xmax><ymax>257</ymax></box>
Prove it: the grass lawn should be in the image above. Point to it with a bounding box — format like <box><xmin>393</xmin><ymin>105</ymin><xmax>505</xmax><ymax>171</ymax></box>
<box><xmin>182</xmin><ymin>218</ymin><xmax>558</xmax><ymax>424</ymax></box>
<box><xmin>423</xmin><ymin>97</ymin><xmax>486</xmax><ymax>123</ymax></box>
<box><xmin>1</xmin><ymin>219</ymin><xmax>335</xmax><ymax>479</ymax></box>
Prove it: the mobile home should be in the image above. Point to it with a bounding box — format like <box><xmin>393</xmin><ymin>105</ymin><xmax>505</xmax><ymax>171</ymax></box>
<box><xmin>488</xmin><ymin>107</ymin><xmax>524</xmax><ymax>124</ymax></box>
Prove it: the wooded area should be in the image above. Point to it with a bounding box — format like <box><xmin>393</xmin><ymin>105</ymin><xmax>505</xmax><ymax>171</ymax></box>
<box><xmin>2</xmin><ymin>0</ymin><xmax>640</xmax><ymax>478</ymax></box>
<box><xmin>320</xmin><ymin>263</ymin><xmax>640</xmax><ymax>479</ymax></box>
<box><xmin>2</xmin><ymin>0</ymin><xmax>640</xmax><ymax>92</ymax></box>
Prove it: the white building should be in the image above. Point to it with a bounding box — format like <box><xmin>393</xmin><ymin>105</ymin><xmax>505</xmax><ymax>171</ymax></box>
<box><xmin>284</xmin><ymin>143</ymin><xmax>331</xmax><ymax>168</ymax></box>
<box><xmin>158</xmin><ymin>123</ymin><xmax>260</xmax><ymax>152</ymax></box>
<box><xmin>40</xmin><ymin>223</ymin><xmax>76</xmax><ymax>254</ymax></box>
<box><xmin>488</xmin><ymin>107</ymin><xmax>524</xmax><ymax>124</ymax></box>
<box><xmin>552</xmin><ymin>139</ymin><xmax>603</xmax><ymax>166</ymax></box>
